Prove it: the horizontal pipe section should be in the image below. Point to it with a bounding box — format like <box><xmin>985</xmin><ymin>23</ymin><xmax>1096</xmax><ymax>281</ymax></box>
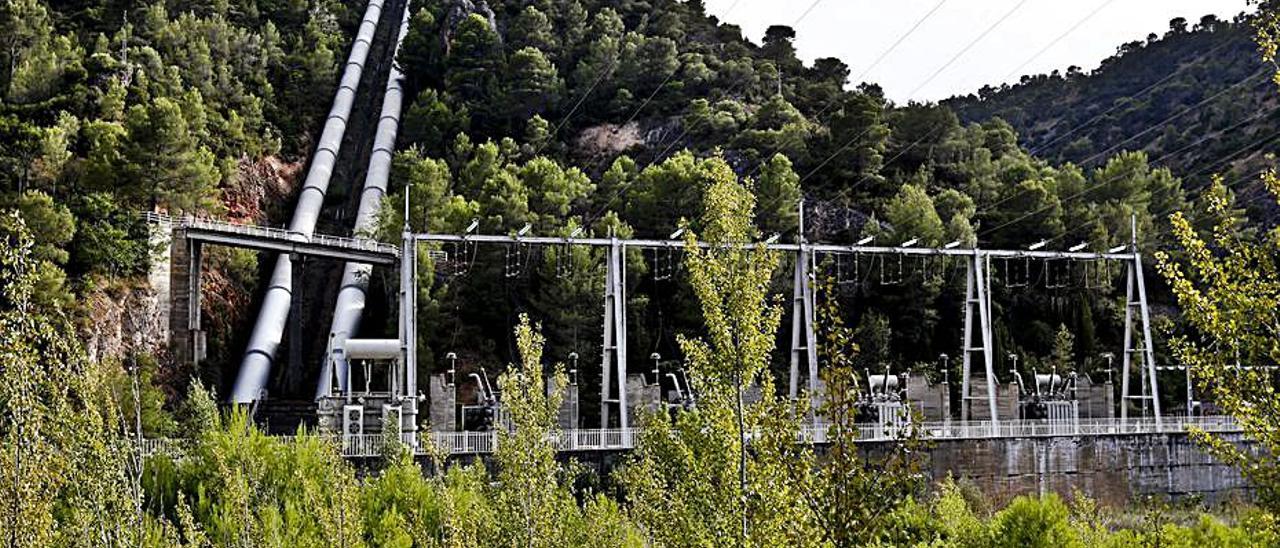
<box><xmin>344</xmin><ymin>338</ymin><xmax>403</xmax><ymax>360</ymax></box>
<box><xmin>321</xmin><ymin>0</ymin><xmax>413</xmax><ymax>399</ymax></box>
<box><xmin>232</xmin><ymin>0</ymin><xmax>387</xmax><ymax>403</ymax></box>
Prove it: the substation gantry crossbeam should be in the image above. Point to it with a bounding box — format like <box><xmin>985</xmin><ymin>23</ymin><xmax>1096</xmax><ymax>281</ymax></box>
<box><xmin>409</xmin><ymin>231</ymin><xmax>1165</xmax><ymax>429</ymax></box>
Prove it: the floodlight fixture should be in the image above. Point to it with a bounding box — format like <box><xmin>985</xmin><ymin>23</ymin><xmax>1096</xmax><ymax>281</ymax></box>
<box><xmin>517</xmin><ymin>224</ymin><xmax>532</xmax><ymax>237</ymax></box>
<box><xmin>900</xmin><ymin>238</ymin><xmax>919</xmax><ymax>248</ymax></box>
<box><xmin>1108</xmin><ymin>244</ymin><xmax>1128</xmax><ymax>254</ymax></box>
<box><xmin>856</xmin><ymin>236</ymin><xmax>874</xmax><ymax>245</ymax></box>
<box><xmin>464</xmin><ymin>219</ymin><xmax>480</xmax><ymax>234</ymax></box>
<box><xmin>1028</xmin><ymin>240</ymin><xmax>1048</xmax><ymax>251</ymax></box>
<box><xmin>765</xmin><ymin>233</ymin><xmax>781</xmax><ymax>244</ymax></box>
<box><xmin>670</xmin><ymin>227</ymin><xmax>686</xmax><ymax>240</ymax></box>
<box><xmin>944</xmin><ymin>240</ymin><xmax>961</xmax><ymax>249</ymax></box>
<box><xmin>1069</xmin><ymin>242</ymin><xmax>1088</xmax><ymax>252</ymax></box>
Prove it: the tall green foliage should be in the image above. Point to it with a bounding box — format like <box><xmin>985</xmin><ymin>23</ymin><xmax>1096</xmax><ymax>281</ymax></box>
<box><xmin>0</xmin><ymin>212</ymin><xmax>145</xmax><ymax>546</ymax></box>
<box><xmin>1156</xmin><ymin>174</ymin><xmax>1280</xmax><ymax>511</ymax></box>
<box><xmin>621</xmin><ymin>155</ymin><xmax>820</xmax><ymax>547</ymax></box>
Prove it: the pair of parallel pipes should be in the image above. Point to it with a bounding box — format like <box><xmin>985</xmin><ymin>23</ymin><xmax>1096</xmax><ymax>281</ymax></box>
<box><xmin>231</xmin><ymin>0</ymin><xmax>412</xmax><ymax>402</ymax></box>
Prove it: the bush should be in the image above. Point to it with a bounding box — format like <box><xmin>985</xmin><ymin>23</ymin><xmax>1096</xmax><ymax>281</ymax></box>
<box><xmin>988</xmin><ymin>494</ymin><xmax>1080</xmax><ymax>548</ymax></box>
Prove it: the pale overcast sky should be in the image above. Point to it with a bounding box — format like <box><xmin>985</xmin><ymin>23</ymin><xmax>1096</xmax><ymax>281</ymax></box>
<box><xmin>704</xmin><ymin>0</ymin><xmax>1254</xmax><ymax>103</ymax></box>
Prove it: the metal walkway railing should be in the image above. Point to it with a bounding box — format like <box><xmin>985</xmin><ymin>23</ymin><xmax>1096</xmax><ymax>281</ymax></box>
<box><xmin>138</xmin><ymin>416</ymin><xmax>1241</xmax><ymax>459</ymax></box>
<box><xmin>143</xmin><ymin>212</ymin><xmax>399</xmax><ymax>264</ymax></box>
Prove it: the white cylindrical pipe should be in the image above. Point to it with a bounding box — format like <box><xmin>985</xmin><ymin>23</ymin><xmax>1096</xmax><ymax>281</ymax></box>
<box><xmin>231</xmin><ymin>0</ymin><xmax>387</xmax><ymax>403</ymax></box>
<box><xmin>319</xmin><ymin>0</ymin><xmax>412</xmax><ymax>399</ymax></box>
<box><xmin>345</xmin><ymin>339</ymin><xmax>403</xmax><ymax>360</ymax></box>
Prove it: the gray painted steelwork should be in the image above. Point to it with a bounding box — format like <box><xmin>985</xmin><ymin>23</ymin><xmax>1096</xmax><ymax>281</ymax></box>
<box><xmin>407</xmin><ymin>230</ymin><xmax>1162</xmax><ymax>428</ymax></box>
<box><xmin>232</xmin><ymin>0</ymin><xmax>388</xmax><ymax>403</ymax></box>
<box><xmin>321</xmin><ymin>0</ymin><xmax>413</xmax><ymax>399</ymax></box>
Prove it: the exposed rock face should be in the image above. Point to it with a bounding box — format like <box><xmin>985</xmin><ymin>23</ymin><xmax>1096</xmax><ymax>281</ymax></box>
<box><xmin>575</xmin><ymin>122</ymin><xmax>646</xmax><ymax>157</ymax></box>
<box><xmin>227</xmin><ymin>156</ymin><xmax>303</xmax><ymax>225</ymax></box>
<box><xmin>80</xmin><ymin>281</ymin><xmax>169</xmax><ymax>367</ymax></box>
<box><xmin>573</xmin><ymin>118</ymin><xmax>681</xmax><ymax>166</ymax></box>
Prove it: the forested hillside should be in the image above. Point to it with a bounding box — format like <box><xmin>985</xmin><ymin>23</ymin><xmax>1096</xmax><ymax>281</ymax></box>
<box><xmin>5</xmin><ymin>0</ymin><xmax>1280</xmax><ymax>544</ymax></box>
<box><xmin>947</xmin><ymin>13</ymin><xmax>1277</xmax><ymax>218</ymax></box>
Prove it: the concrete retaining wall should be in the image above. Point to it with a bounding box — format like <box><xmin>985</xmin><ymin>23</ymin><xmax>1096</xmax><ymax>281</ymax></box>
<box><xmin>866</xmin><ymin>432</ymin><xmax>1252</xmax><ymax>507</ymax></box>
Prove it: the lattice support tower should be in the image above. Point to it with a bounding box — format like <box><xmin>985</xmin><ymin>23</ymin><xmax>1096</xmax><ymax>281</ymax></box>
<box><xmin>1120</xmin><ymin>218</ymin><xmax>1161</xmax><ymax>426</ymax></box>
<box><xmin>599</xmin><ymin>236</ymin><xmax>629</xmax><ymax>429</ymax></box>
<box><xmin>960</xmin><ymin>250</ymin><xmax>1000</xmax><ymax>426</ymax></box>
<box><xmin>789</xmin><ymin>207</ymin><xmax>820</xmax><ymax>418</ymax></box>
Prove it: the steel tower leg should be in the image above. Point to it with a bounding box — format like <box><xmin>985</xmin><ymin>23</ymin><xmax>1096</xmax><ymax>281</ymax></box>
<box><xmin>961</xmin><ymin>251</ymin><xmax>999</xmax><ymax>426</ymax></box>
<box><xmin>600</xmin><ymin>238</ymin><xmax>628</xmax><ymax>429</ymax></box>
<box><xmin>789</xmin><ymin>246</ymin><xmax>819</xmax><ymax>412</ymax></box>
<box><xmin>188</xmin><ymin>241</ymin><xmax>204</xmax><ymax>370</ymax></box>
<box><xmin>400</xmin><ymin>229</ymin><xmax>418</xmax><ymax>436</ymax></box>
<box><xmin>1121</xmin><ymin>253</ymin><xmax>1162</xmax><ymax>426</ymax></box>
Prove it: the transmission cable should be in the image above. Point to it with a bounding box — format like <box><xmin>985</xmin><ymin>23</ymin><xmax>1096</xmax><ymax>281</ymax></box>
<box><xmin>1000</xmin><ymin>0</ymin><xmax>1116</xmax><ymax>83</ymax></box>
<box><xmin>856</xmin><ymin>0</ymin><xmax>949</xmax><ymax>86</ymax></box>
<box><xmin>741</xmin><ymin>0</ymin><xmax>949</xmax><ymax>184</ymax></box>
<box><xmin>905</xmin><ymin>0</ymin><xmax>1031</xmax><ymax>100</ymax></box>
<box><xmin>792</xmin><ymin>0</ymin><xmax>1029</xmax><ymax>196</ymax></box>
<box><xmin>1074</xmin><ymin>68</ymin><xmax>1268</xmax><ymax>167</ymax></box>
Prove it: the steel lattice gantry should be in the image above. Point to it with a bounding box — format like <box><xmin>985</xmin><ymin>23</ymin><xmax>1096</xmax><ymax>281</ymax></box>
<box><xmin>405</xmin><ymin>232</ymin><xmax>1164</xmax><ymax>430</ymax></box>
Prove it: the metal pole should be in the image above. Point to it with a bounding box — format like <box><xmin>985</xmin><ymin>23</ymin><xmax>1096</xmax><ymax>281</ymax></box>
<box><xmin>188</xmin><ymin>241</ymin><xmax>203</xmax><ymax>369</ymax></box>
<box><xmin>961</xmin><ymin>258</ymin><xmax>975</xmax><ymax>421</ymax></box>
<box><xmin>1134</xmin><ymin>251</ymin><xmax>1162</xmax><ymax>425</ymax></box>
<box><xmin>1120</xmin><ymin>260</ymin><xmax>1135</xmax><ymax>422</ymax></box>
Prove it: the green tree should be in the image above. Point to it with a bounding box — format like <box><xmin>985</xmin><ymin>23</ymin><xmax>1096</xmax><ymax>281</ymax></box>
<box><xmin>122</xmin><ymin>97</ymin><xmax>221</xmax><ymax>213</ymax></box>
<box><xmin>505</xmin><ymin>47</ymin><xmax>563</xmax><ymax>122</ymax></box>
<box><xmin>1046</xmin><ymin>324</ymin><xmax>1075</xmax><ymax>373</ymax></box>
<box><xmin>570</xmin><ymin>8</ymin><xmax>623</xmax><ymax>105</ymax></box>
<box><xmin>621</xmin><ymin>156</ymin><xmax>820</xmax><ymax>547</ymax></box>
<box><xmin>0</xmin><ymin>212</ymin><xmax>144</xmax><ymax>546</ymax></box>
<box><xmin>508</xmin><ymin>6</ymin><xmax>557</xmax><ymax>58</ymax></box>
<box><xmin>447</xmin><ymin>14</ymin><xmax>504</xmax><ymax>124</ymax></box>
<box><xmin>884</xmin><ymin>183</ymin><xmax>945</xmax><ymax>246</ymax></box>
<box><xmin>492</xmin><ymin>315</ymin><xmax>576</xmax><ymax>546</ymax></box>
<box><xmin>754</xmin><ymin>153</ymin><xmax>801</xmax><ymax>235</ymax></box>
<box><xmin>1156</xmin><ymin>174</ymin><xmax>1280</xmax><ymax>512</ymax></box>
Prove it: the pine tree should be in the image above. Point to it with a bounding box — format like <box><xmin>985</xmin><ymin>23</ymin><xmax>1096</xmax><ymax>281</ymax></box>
<box><xmin>505</xmin><ymin>47</ymin><xmax>563</xmax><ymax>122</ymax></box>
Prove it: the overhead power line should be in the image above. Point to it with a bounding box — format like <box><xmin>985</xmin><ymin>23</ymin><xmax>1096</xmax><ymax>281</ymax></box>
<box><xmin>742</xmin><ymin>0</ymin><xmax>949</xmax><ymax>184</ymax></box>
<box><xmin>1001</xmin><ymin>0</ymin><xmax>1116</xmax><ymax>83</ymax></box>
<box><xmin>793</xmin><ymin>0</ymin><xmax>826</xmax><ymax>25</ymax></box>
<box><xmin>905</xmin><ymin>0</ymin><xmax>1031</xmax><ymax>100</ymax></box>
<box><xmin>978</xmin><ymin>67</ymin><xmax>1269</xmax><ymax>217</ymax></box>
<box><xmin>794</xmin><ymin>0</ymin><xmax>1029</xmax><ymax>197</ymax></box>
<box><xmin>1075</xmin><ymin>69</ymin><xmax>1268</xmax><ymax>167</ymax></box>
<box><xmin>856</xmin><ymin>0</ymin><xmax>949</xmax><ymax>85</ymax></box>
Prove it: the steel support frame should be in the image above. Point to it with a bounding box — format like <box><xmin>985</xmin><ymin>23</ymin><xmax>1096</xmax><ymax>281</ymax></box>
<box><xmin>960</xmin><ymin>251</ymin><xmax>1000</xmax><ymax>426</ymax></box>
<box><xmin>411</xmin><ymin>230</ymin><xmax>1165</xmax><ymax>431</ymax></box>
<box><xmin>600</xmin><ymin>238</ymin><xmax>629</xmax><ymax>429</ymax></box>
<box><xmin>789</xmin><ymin>244</ymin><xmax>819</xmax><ymax>416</ymax></box>
<box><xmin>1120</xmin><ymin>252</ymin><xmax>1162</xmax><ymax>425</ymax></box>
